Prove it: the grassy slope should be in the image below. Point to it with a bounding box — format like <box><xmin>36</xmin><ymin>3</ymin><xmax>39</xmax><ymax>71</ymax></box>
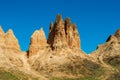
<box><xmin>0</xmin><ymin>68</ymin><xmax>38</xmax><ymax>80</ymax></box>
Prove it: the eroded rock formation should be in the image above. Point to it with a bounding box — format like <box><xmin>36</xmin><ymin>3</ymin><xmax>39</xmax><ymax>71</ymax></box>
<box><xmin>0</xmin><ymin>15</ymin><xmax>119</xmax><ymax>80</ymax></box>
<box><xmin>65</xmin><ymin>17</ymin><xmax>80</xmax><ymax>49</ymax></box>
<box><xmin>5</xmin><ymin>29</ymin><xmax>20</xmax><ymax>50</ymax></box>
<box><xmin>0</xmin><ymin>26</ymin><xmax>5</xmax><ymax>46</ymax></box>
<box><xmin>91</xmin><ymin>29</ymin><xmax>120</xmax><ymax>60</ymax></box>
<box><xmin>28</xmin><ymin>28</ymin><xmax>47</xmax><ymax>56</ymax></box>
<box><xmin>47</xmin><ymin>14</ymin><xmax>80</xmax><ymax>50</ymax></box>
<box><xmin>0</xmin><ymin>27</ymin><xmax>20</xmax><ymax>50</ymax></box>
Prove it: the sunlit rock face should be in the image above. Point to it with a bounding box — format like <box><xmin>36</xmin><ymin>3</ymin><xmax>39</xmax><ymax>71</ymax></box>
<box><xmin>1</xmin><ymin>15</ymin><xmax>120</xmax><ymax>80</ymax></box>
<box><xmin>0</xmin><ymin>26</ymin><xmax>5</xmax><ymax>46</ymax></box>
<box><xmin>28</xmin><ymin>28</ymin><xmax>47</xmax><ymax>56</ymax></box>
<box><xmin>5</xmin><ymin>29</ymin><xmax>20</xmax><ymax>51</ymax></box>
<box><xmin>27</xmin><ymin>14</ymin><xmax>81</xmax><ymax>58</ymax></box>
<box><xmin>0</xmin><ymin>26</ymin><xmax>20</xmax><ymax>50</ymax></box>
<box><xmin>64</xmin><ymin>17</ymin><xmax>80</xmax><ymax>49</ymax></box>
<box><xmin>90</xmin><ymin>29</ymin><xmax>120</xmax><ymax>65</ymax></box>
<box><xmin>0</xmin><ymin>27</ymin><xmax>24</xmax><ymax>68</ymax></box>
<box><xmin>47</xmin><ymin>14</ymin><xmax>80</xmax><ymax>50</ymax></box>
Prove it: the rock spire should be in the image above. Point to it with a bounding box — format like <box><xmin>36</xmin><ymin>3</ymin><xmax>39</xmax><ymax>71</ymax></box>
<box><xmin>28</xmin><ymin>28</ymin><xmax>47</xmax><ymax>56</ymax></box>
<box><xmin>47</xmin><ymin>14</ymin><xmax>80</xmax><ymax>50</ymax></box>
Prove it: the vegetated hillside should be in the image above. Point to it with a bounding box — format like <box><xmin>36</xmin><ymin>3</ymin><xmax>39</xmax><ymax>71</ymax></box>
<box><xmin>0</xmin><ymin>15</ymin><xmax>119</xmax><ymax>80</ymax></box>
<box><xmin>90</xmin><ymin>29</ymin><xmax>120</xmax><ymax>80</ymax></box>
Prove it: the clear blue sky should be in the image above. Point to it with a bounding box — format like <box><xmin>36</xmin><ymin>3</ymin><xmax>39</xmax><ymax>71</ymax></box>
<box><xmin>0</xmin><ymin>0</ymin><xmax>120</xmax><ymax>53</ymax></box>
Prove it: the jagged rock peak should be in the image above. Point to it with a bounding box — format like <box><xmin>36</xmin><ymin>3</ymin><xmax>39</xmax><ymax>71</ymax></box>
<box><xmin>47</xmin><ymin>14</ymin><xmax>80</xmax><ymax>50</ymax></box>
<box><xmin>5</xmin><ymin>29</ymin><xmax>20</xmax><ymax>51</ymax></box>
<box><xmin>114</xmin><ymin>29</ymin><xmax>120</xmax><ymax>38</ymax></box>
<box><xmin>0</xmin><ymin>26</ymin><xmax>5</xmax><ymax>36</ymax></box>
<box><xmin>28</xmin><ymin>28</ymin><xmax>47</xmax><ymax>56</ymax></box>
<box><xmin>106</xmin><ymin>29</ymin><xmax>120</xmax><ymax>42</ymax></box>
<box><xmin>65</xmin><ymin>23</ymin><xmax>80</xmax><ymax>49</ymax></box>
<box><xmin>6</xmin><ymin>29</ymin><xmax>14</xmax><ymax>35</ymax></box>
<box><xmin>55</xmin><ymin>14</ymin><xmax>63</xmax><ymax>24</ymax></box>
<box><xmin>0</xmin><ymin>26</ymin><xmax>5</xmax><ymax>46</ymax></box>
<box><xmin>106</xmin><ymin>35</ymin><xmax>118</xmax><ymax>42</ymax></box>
<box><xmin>65</xmin><ymin>17</ymin><xmax>71</xmax><ymax>26</ymax></box>
<box><xmin>31</xmin><ymin>28</ymin><xmax>47</xmax><ymax>44</ymax></box>
<box><xmin>50</xmin><ymin>22</ymin><xmax>53</xmax><ymax>32</ymax></box>
<box><xmin>31</xmin><ymin>28</ymin><xmax>46</xmax><ymax>39</ymax></box>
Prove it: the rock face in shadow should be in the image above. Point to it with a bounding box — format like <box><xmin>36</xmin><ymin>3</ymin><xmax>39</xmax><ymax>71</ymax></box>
<box><xmin>47</xmin><ymin>14</ymin><xmax>80</xmax><ymax>50</ymax></box>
